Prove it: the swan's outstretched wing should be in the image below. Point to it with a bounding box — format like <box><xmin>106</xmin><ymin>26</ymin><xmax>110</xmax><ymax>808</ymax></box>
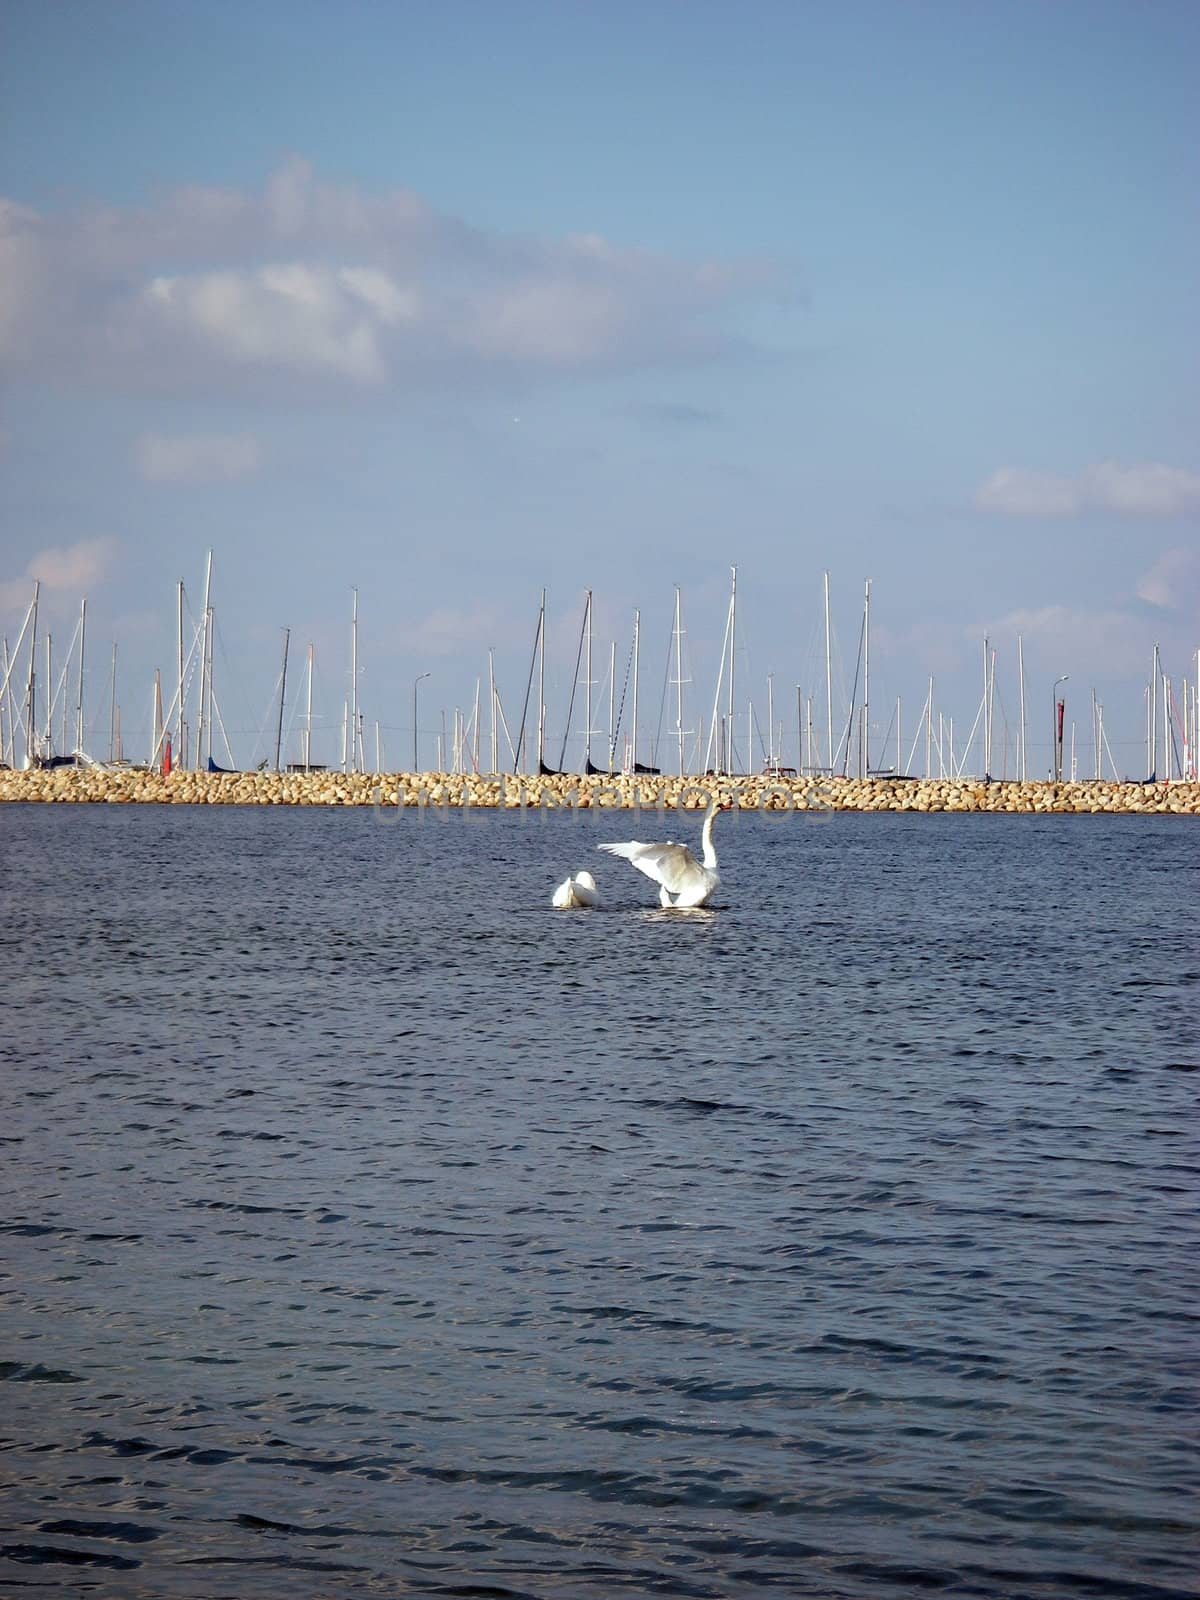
<box><xmin>598</xmin><ymin>840</ymin><xmax>705</xmax><ymax>897</ymax></box>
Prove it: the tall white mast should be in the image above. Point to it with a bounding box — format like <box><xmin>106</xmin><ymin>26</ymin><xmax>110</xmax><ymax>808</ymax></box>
<box><xmin>75</xmin><ymin>598</ymin><xmax>87</xmax><ymax>756</ymax></box>
<box><xmin>726</xmin><ymin>566</ymin><xmax>737</xmax><ymax>773</ymax></box>
<box><xmin>25</xmin><ymin>581</ymin><xmax>39</xmax><ymax>768</ymax></box>
<box><xmin>152</xmin><ymin>669</ymin><xmax>163</xmax><ymax>767</ymax></box>
<box><xmin>1</xmin><ymin>639</ymin><xmax>10</xmax><ymax>766</ymax></box>
<box><xmin>195</xmin><ymin>551</ymin><xmax>212</xmax><ymax>769</ymax></box>
<box><xmin>176</xmin><ymin>581</ymin><xmax>184</xmax><ymax>765</ymax></box>
<box><xmin>824</xmin><ymin>571</ymin><xmax>833</xmax><ymax>776</ymax></box>
<box><xmin>862</xmin><ymin>579</ymin><xmax>871</xmax><ymax>778</ymax></box>
<box><xmin>349</xmin><ymin>588</ymin><xmax>358</xmax><ymax>775</ymax></box>
<box><xmin>42</xmin><ymin>633</ymin><xmax>52</xmax><ymax>758</ymax></box>
<box><xmin>767</xmin><ymin>672</ymin><xmax>775</xmax><ymax>771</ymax></box>
<box><xmin>674</xmin><ymin>586</ymin><xmax>685</xmax><ymax>777</ymax></box>
<box><xmin>304</xmin><ymin>643</ymin><xmax>314</xmax><ymax>772</ymax></box>
<box><xmin>1018</xmin><ymin>634</ymin><xmax>1027</xmax><ymax>782</ymax></box>
<box><xmin>108</xmin><ymin>641</ymin><xmax>117</xmax><ymax>764</ymax></box>
<box><xmin>584</xmin><ymin>588</ymin><xmax>593</xmax><ymax>770</ymax></box>
<box><xmin>631</xmin><ymin>608</ymin><xmax>640</xmax><ymax>771</ymax></box>
<box><xmin>982</xmin><ymin>636</ymin><xmax>990</xmax><ymax>778</ymax></box>
<box><xmin>537</xmin><ymin>588</ymin><xmax>546</xmax><ymax>771</ymax></box>
<box><xmin>488</xmin><ymin>648</ymin><xmax>497</xmax><ymax>772</ymax></box>
<box><xmin>1149</xmin><ymin>643</ymin><xmax>1159</xmax><ymax>778</ymax></box>
<box><xmin>472</xmin><ymin>677</ymin><xmax>481</xmax><ymax>773</ymax></box>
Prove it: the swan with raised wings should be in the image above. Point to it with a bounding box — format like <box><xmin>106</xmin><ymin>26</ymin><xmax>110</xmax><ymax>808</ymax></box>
<box><xmin>551</xmin><ymin>870</ymin><xmax>602</xmax><ymax>909</ymax></box>
<box><xmin>598</xmin><ymin>798</ymin><xmax>732</xmax><ymax>908</ymax></box>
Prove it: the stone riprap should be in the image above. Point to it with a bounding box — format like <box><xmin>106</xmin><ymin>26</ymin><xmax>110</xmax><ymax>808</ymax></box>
<box><xmin>1</xmin><ymin>767</ymin><xmax>1197</xmax><ymax>813</ymax></box>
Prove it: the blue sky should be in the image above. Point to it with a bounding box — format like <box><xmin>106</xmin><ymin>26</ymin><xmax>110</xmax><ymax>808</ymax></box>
<box><xmin>2</xmin><ymin>0</ymin><xmax>1197</xmax><ymax>775</ymax></box>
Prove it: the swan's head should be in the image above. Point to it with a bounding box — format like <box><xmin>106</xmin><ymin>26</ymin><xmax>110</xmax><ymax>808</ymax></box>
<box><xmin>574</xmin><ymin>871</ymin><xmax>597</xmax><ymax>891</ymax></box>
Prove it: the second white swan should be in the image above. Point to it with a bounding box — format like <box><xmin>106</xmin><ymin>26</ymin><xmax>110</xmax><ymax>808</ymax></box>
<box><xmin>552</xmin><ymin>870</ymin><xmax>602</xmax><ymax>908</ymax></box>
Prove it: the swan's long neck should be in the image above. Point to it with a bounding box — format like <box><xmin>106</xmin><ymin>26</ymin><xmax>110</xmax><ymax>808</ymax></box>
<box><xmin>700</xmin><ymin>803</ymin><xmax>721</xmax><ymax>869</ymax></box>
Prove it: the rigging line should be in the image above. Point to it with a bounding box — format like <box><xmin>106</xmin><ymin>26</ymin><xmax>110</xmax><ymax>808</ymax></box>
<box><xmin>651</xmin><ymin>601</ymin><xmax>674</xmax><ymax>767</ymax></box>
<box><xmin>876</xmin><ymin>702</ymin><xmax>898</xmax><ymax>767</ymax></box>
<box><xmin>750</xmin><ymin>699</ymin><xmax>769</xmax><ymax>768</ymax></box>
<box><xmin>512</xmin><ymin>598</ymin><xmax>543</xmax><ymax>774</ymax></box>
<box><xmin>610</xmin><ymin>635</ymin><xmax>635</xmax><ymax>762</ymax></box>
<box><xmin>556</xmin><ymin>598</ymin><xmax>589</xmax><ymax>770</ymax></box>
<box><xmin>207</xmin><ymin>687</ymin><xmax>237</xmax><ymax>769</ymax></box>
<box><xmin>838</xmin><ymin>610</ymin><xmax>866</xmax><ymax>777</ymax></box>
<box><xmin>493</xmin><ymin>686</ymin><xmax>518</xmax><ymax>766</ymax></box>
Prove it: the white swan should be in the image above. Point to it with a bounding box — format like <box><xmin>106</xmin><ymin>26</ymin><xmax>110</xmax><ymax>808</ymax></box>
<box><xmin>598</xmin><ymin>799</ymin><xmax>732</xmax><ymax>908</ymax></box>
<box><xmin>552</xmin><ymin>869</ymin><xmax>602</xmax><ymax>909</ymax></box>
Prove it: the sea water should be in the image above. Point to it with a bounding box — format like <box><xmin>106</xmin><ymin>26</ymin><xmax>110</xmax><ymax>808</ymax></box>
<box><xmin>1</xmin><ymin>804</ymin><xmax>1196</xmax><ymax>1598</ymax></box>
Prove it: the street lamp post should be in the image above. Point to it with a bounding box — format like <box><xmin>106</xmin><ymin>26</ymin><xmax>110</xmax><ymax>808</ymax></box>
<box><xmin>413</xmin><ymin>672</ymin><xmax>430</xmax><ymax>774</ymax></box>
<box><xmin>1052</xmin><ymin>675</ymin><xmax>1069</xmax><ymax>782</ymax></box>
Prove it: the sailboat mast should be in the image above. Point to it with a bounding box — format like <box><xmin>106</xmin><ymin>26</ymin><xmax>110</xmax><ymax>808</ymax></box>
<box><xmin>152</xmin><ymin>669</ymin><xmax>163</xmax><ymax>766</ymax></box>
<box><xmin>824</xmin><ymin>571</ymin><xmax>833</xmax><ymax>776</ymax></box>
<box><xmin>488</xmin><ymin>648</ymin><xmax>497</xmax><ymax>772</ymax></box>
<box><xmin>43</xmin><ymin>634</ymin><xmax>52</xmax><ymax>757</ymax></box>
<box><xmin>1018</xmin><ymin>634</ymin><xmax>1027</xmax><ymax>782</ymax></box>
<box><xmin>108</xmin><ymin>641</ymin><xmax>117</xmax><ymax>764</ymax></box>
<box><xmin>175</xmin><ymin>581</ymin><xmax>184</xmax><ymax>765</ymax></box>
<box><xmin>304</xmin><ymin>644</ymin><xmax>314</xmax><ymax>772</ymax></box>
<box><xmin>1149</xmin><ymin>643</ymin><xmax>1159</xmax><ymax>778</ymax></box>
<box><xmin>26</xmin><ymin>581</ymin><xmax>38</xmax><ymax>769</ymax></box>
<box><xmin>726</xmin><ymin>566</ymin><xmax>737</xmax><ymax>773</ymax></box>
<box><xmin>74</xmin><ymin>598</ymin><xmax>87</xmax><ymax>757</ymax></box>
<box><xmin>584</xmin><ymin>589</ymin><xmax>593</xmax><ymax>769</ymax></box>
<box><xmin>982</xmin><ymin>636</ymin><xmax>990</xmax><ymax>778</ymax></box>
<box><xmin>537</xmin><ymin>588</ymin><xmax>546</xmax><ymax>770</ymax></box>
<box><xmin>349</xmin><ymin>588</ymin><xmax>358</xmax><ymax>775</ymax></box>
<box><xmin>863</xmin><ymin>579</ymin><xmax>870</xmax><ymax>778</ymax></box>
<box><xmin>631</xmin><ymin>608</ymin><xmax>640</xmax><ymax>771</ymax></box>
<box><xmin>674</xmin><ymin>586</ymin><xmax>685</xmax><ymax>777</ymax></box>
<box><xmin>196</xmin><ymin>551</ymin><xmax>212</xmax><ymax>769</ymax></box>
<box><xmin>1</xmin><ymin>639</ymin><xmax>10</xmax><ymax>767</ymax></box>
<box><xmin>274</xmin><ymin>627</ymin><xmax>290</xmax><ymax>772</ymax></box>
<box><xmin>767</xmin><ymin>672</ymin><xmax>774</xmax><ymax>770</ymax></box>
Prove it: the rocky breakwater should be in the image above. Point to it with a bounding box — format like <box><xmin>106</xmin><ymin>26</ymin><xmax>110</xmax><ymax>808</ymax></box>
<box><xmin>1</xmin><ymin>765</ymin><xmax>1198</xmax><ymax>814</ymax></box>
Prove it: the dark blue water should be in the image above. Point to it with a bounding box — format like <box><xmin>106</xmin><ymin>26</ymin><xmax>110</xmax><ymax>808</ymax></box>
<box><xmin>1</xmin><ymin>804</ymin><xmax>1196</xmax><ymax>1599</ymax></box>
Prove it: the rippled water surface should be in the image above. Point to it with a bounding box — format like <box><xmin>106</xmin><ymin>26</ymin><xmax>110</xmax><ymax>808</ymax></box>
<box><xmin>2</xmin><ymin>803</ymin><xmax>1197</xmax><ymax>1599</ymax></box>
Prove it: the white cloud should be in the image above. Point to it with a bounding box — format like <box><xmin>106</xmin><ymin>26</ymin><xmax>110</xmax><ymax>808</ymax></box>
<box><xmin>978</xmin><ymin>462</ymin><xmax>1200</xmax><ymax>519</ymax></box>
<box><xmin>134</xmin><ymin>432</ymin><xmax>262</xmax><ymax>483</ymax></box>
<box><xmin>0</xmin><ymin>158</ymin><xmax>782</xmax><ymax>396</ymax></box>
<box><xmin>0</xmin><ymin>536</ymin><xmax>118</xmax><ymax>617</ymax></box>
<box><xmin>1136</xmin><ymin>547</ymin><xmax>1200</xmax><ymax>611</ymax></box>
<box><xmin>973</xmin><ymin>603</ymin><xmax>1152</xmax><ymax>679</ymax></box>
<box><xmin>1084</xmin><ymin>463</ymin><xmax>1200</xmax><ymax>517</ymax></box>
<box><xmin>409</xmin><ymin>603</ymin><xmax>515</xmax><ymax>658</ymax></box>
<box><xmin>977</xmin><ymin>468</ymin><xmax>1083</xmax><ymax>517</ymax></box>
